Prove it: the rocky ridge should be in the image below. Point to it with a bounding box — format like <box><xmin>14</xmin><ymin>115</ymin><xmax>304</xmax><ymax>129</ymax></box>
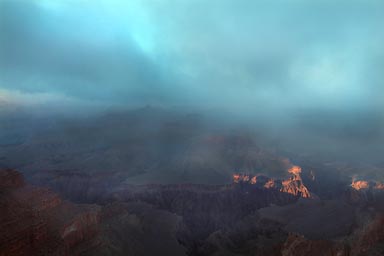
<box><xmin>232</xmin><ymin>165</ymin><xmax>312</xmax><ymax>198</ymax></box>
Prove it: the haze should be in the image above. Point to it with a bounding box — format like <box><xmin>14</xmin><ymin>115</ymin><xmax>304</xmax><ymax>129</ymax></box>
<box><xmin>1</xmin><ymin>0</ymin><xmax>384</xmax><ymax>164</ymax></box>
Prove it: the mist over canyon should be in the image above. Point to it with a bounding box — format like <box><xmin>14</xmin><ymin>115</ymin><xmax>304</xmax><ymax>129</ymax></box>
<box><xmin>1</xmin><ymin>0</ymin><xmax>384</xmax><ymax>255</ymax></box>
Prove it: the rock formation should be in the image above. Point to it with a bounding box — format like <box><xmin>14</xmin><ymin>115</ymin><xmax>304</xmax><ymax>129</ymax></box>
<box><xmin>0</xmin><ymin>169</ymin><xmax>101</xmax><ymax>256</ymax></box>
<box><xmin>351</xmin><ymin>177</ymin><xmax>384</xmax><ymax>191</ymax></box>
<box><xmin>232</xmin><ymin>165</ymin><xmax>312</xmax><ymax>198</ymax></box>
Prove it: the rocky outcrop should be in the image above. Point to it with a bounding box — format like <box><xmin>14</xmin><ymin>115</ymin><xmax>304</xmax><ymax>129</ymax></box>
<box><xmin>280</xmin><ymin>166</ymin><xmax>311</xmax><ymax>198</ymax></box>
<box><xmin>232</xmin><ymin>165</ymin><xmax>312</xmax><ymax>198</ymax></box>
<box><xmin>344</xmin><ymin>177</ymin><xmax>384</xmax><ymax>206</ymax></box>
<box><xmin>350</xmin><ymin>177</ymin><xmax>384</xmax><ymax>192</ymax></box>
<box><xmin>0</xmin><ymin>169</ymin><xmax>101</xmax><ymax>256</ymax></box>
<box><xmin>351</xmin><ymin>180</ymin><xmax>370</xmax><ymax>191</ymax></box>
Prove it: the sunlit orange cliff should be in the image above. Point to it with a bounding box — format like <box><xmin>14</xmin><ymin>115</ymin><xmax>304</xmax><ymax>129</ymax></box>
<box><xmin>232</xmin><ymin>165</ymin><xmax>312</xmax><ymax>198</ymax></box>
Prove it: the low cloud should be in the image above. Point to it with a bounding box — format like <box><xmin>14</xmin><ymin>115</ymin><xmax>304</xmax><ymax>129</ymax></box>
<box><xmin>0</xmin><ymin>0</ymin><xmax>383</xmax><ymax>129</ymax></box>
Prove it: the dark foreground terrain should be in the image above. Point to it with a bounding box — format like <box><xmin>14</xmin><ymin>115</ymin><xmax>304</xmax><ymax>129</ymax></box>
<box><xmin>1</xmin><ymin>166</ymin><xmax>384</xmax><ymax>256</ymax></box>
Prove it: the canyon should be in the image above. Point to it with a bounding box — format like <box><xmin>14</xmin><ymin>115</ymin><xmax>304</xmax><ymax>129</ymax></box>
<box><xmin>1</xmin><ymin>167</ymin><xmax>384</xmax><ymax>256</ymax></box>
<box><xmin>1</xmin><ymin>109</ymin><xmax>384</xmax><ymax>255</ymax></box>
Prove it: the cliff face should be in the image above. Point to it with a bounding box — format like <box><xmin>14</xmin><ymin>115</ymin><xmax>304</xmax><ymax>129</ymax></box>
<box><xmin>280</xmin><ymin>166</ymin><xmax>311</xmax><ymax>198</ymax></box>
<box><xmin>351</xmin><ymin>178</ymin><xmax>384</xmax><ymax>192</ymax></box>
<box><xmin>0</xmin><ymin>169</ymin><xmax>101</xmax><ymax>256</ymax></box>
<box><xmin>232</xmin><ymin>165</ymin><xmax>312</xmax><ymax>198</ymax></box>
<box><xmin>344</xmin><ymin>177</ymin><xmax>384</xmax><ymax>206</ymax></box>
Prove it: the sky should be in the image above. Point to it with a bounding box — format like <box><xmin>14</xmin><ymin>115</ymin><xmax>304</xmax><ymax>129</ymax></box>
<box><xmin>0</xmin><ymin>0</ymin><xmax>384</xmax><ymax>114</ymax></box>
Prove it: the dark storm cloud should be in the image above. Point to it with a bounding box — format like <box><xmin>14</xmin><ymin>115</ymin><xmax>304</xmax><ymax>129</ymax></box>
<box><xmin>0</xmin><ymin>0</ymin><xmax>383</xmax><ymax>113</ymax></box>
